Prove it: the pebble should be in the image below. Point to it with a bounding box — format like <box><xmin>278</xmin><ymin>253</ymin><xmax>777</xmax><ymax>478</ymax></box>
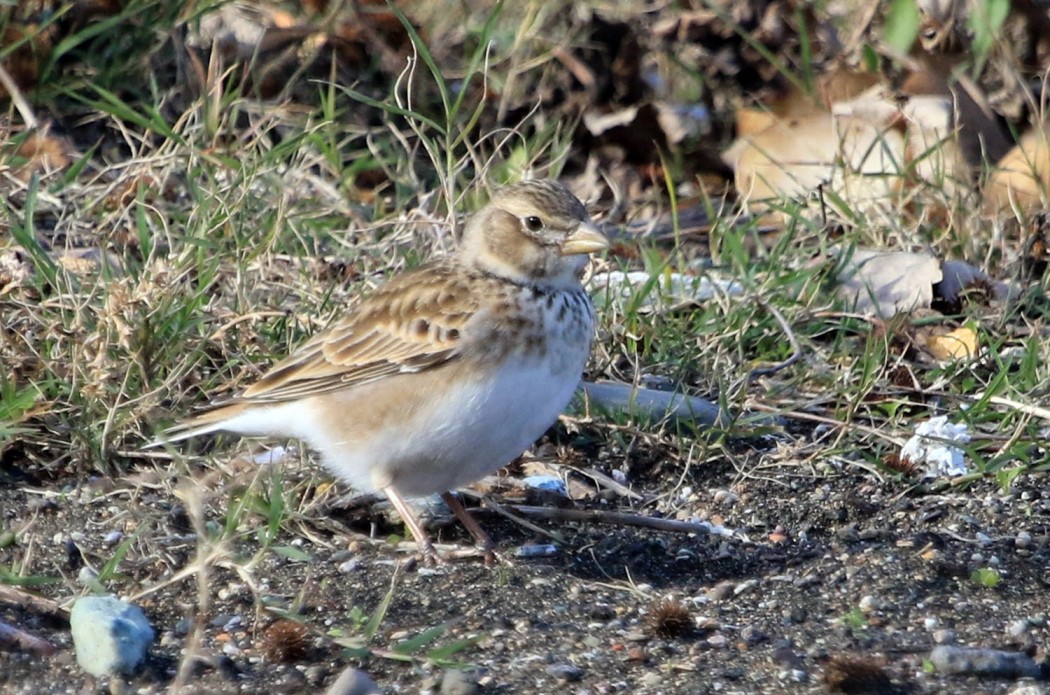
<box><xmin>929</xmin><ymin>646</ymin><xmax>1042</xmax><ymax>678</ymax></box>
<box><xmin>515</xmin><ymin>543</ymin><xmax>559</xmax><ymax>559</ymax></box>
<box><xmin>712</xmin><ymin>490</ymin><xmax>738</xmax><ymax>506</ymax></box>
<box><xmin>733</xmin><ymin>579</ymin><xmax>759</xmax><ymax>596</ymax></box>
<box><xmin>706</xmin><ymin>633</ymin><xmax>728</xmax><ymax>648</ymax></box>
<box><xmin>923</xmin><ymin>617</ymin><xmax>939</xmax><ymax>631</ymax></box>
<box><xmin>783</xmin><ymin>605</ymin><xmax>808</xmax><ymax>624</ymax></box>
<box><xmin>69</xmin><ymin>595</ymin><xmax>154</xmax><ymax>677</ymax></box>
<box><xmin>546</xmin><ymin>663</ymin><xmax>583</xmax><ymax>682</ymax></box>
<box><xmin>338</xmin><ymin>558</ymin><xmax>364</xmax><ymax>573</ymax></box>
<box><xmin>707</xmin><ymin>582</ymin><xmax>734</xmax><ymax>601</ymax></box>
<box><xmin>1015</xmin><ymin>532</ymin><xmax>1033</xmax><ymax>548</ymax></box>
<box><xmin>1007</xmin><ymin>619</ymin><xmax>1029</xmax><ymax>637</ymax></box>
<box><xmin>858</xmin><ymin>595</ymin><xmax>879</xmax><ymax>613</ymax></box>
<box><xmin>324</xmin><ymin>667</ymin><xmax>381</xmax><ymax>695</ymax></box>
<box><xmin>440</xmin><ymin>668</ymin><xmax>479</xmax><ymax>695</ymax></box>
<box><xmin>1006</xmin><ymin>685</ymin><xmax>1046</xmax><ymax>695</ymax></box>
<box><xmin>740</xmin><ymin>625</ymin><xmax>767</xmax><ymax>646</ymax></box>
<box><xmin>933</xmin><ymin>629</ymin><xmax>956</xmax><ymax>644</ymax></box>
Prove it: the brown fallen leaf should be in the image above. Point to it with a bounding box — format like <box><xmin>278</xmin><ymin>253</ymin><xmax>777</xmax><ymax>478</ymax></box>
<box><xmin>925</xmin><ymin>326</ymin><xmax>978</xmax><ymax>361</ymax></box>
<box><xmin>983</xmin><ymin>124</ymin><xmax>1050</xmax><ymax>217</ymax></box>
<box><xmin>730</xmin><ymin>111</ymin><xmax>904</xmax><ymax>224</ymax></box>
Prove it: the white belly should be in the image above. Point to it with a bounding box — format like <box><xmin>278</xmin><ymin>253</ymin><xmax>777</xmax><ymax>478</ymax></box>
<box><xmin>300</xmin><ymin>350</ymin><xmax>587</xmax><ymax>497</ymax></box>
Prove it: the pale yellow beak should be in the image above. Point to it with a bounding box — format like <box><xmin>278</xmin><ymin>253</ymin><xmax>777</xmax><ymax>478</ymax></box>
<box><xmin>560</xmin><ymin>222</ymin><xmax>610</xmax><ymax>256</ymax></box>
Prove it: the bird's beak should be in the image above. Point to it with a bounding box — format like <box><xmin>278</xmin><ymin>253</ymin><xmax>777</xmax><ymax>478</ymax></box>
<box><xmin>560</xmin><ymin>221</ymin><xmax>609</xmax><ymax>256</ymax></box>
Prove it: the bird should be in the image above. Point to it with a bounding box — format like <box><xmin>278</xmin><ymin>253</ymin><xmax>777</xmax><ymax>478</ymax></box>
<box><xmin>153</xmin><ymin>179</ymin><xmax>608</xmax><ymax>562</ymax></box>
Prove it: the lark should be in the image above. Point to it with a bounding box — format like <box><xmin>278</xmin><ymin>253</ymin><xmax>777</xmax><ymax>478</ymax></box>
<box><xmin>155</xmin><ymin>179</ymin><xmax>608</xmax><ymax>561</ymax></box>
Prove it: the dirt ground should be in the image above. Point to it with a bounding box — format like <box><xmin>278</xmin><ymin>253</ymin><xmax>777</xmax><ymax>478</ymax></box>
<box><xmin>2</xmin><ymin>437</ymin><xmax>1048</xmax><ymax>694</ymax></box>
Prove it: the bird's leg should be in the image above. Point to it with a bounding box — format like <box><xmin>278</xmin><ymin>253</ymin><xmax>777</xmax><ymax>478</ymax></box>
<box><xmin>382</xmin><ymin>487</ymin><xmax>445</xmax><ymax>565</ymax></box>
<box><xmin>441</xmin><ymin>491</ymin><xmax>508</xmax><ymax>565</ymax></box>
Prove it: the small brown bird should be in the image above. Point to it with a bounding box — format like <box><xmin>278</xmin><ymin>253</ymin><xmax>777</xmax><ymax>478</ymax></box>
<box><xmin>155</xmin><ymin>179</ymin><xmax>608</xmax><ymax>561</ymax></box>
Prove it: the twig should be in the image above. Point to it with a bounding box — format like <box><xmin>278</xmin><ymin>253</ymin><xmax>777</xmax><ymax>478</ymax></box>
<box><xmin>976</xmin><ymin>393</ymin><xmax>1050</xmax><ymax>422</ymax></box>
<box><xmin>463</xmin><ymin>494</ymin><xmax>565</xmax><ymax>544</ymax></box>
<box><xmin>0</xmin><ymin>585</ymin><xmax>67</xmax><ymax>620</ymax></box>
<box><xmin>749</xmin><ymin>401</ymin><xmax>907</xmax><ymax>447</ymax></box>
<box><xmin>579</xmin><ymin>466</ymin><xmax>644</xmax><ymax>501</ymax></box>
<box><xmin>0</xmin><ymin>620</ymin><xmax>56</xmax><ymax>656</ymax></box>
<box><xmin>0</xmin><ymin>63</ymin><xmax>38</xmax><ymax>128</ymax></box>
<box><xmin>499</xmin><ymin>504</ymin><xmax>725</xmax><ymax>536</ymax></box>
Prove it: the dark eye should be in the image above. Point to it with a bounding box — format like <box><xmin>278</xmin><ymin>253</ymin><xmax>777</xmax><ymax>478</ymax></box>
<box><xmin>523</xmin><ymin>215</ymin><xmax>544</xmax><ymax>232</ymax></box>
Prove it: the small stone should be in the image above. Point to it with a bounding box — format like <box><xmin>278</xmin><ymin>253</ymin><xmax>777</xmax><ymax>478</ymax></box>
<box><xmin>1007</xmin><ymin>619</ymin><xmax>1029</xmax><ymax>637</ymax></box>
<box><xmin>933</xmin><ymin>629</ymin><xmax>956</xmax><ymax>644</ymax></box>
<box><xmin>639</xmin><ymin>672</ymin><xmax>663</xmax><ymax>687</ymax></box>
<box><xmin>338</xmin><ymin>559</ymin><xmax>364</xmax><ymax>573</ymax></box>
<box><xmin>440</xmin><ymin>668</ymin><xmax>479</xmax><ymax>695</ymax></box>
<box><xmin>707</xmin><ymin>582</ymin><xmax>734</xmax><ymax>601</ymax></box>
<box><xmin>707</xmin><ymin>633</ymin><xmax>728</xmax><ymax>648</ymax></box>
<box><xmin>923</xmin><ymin>617</ymin><xmax>939</xmax><ymax>631</ymax></box>
<box><xmin>783</xmin><ymin>605</ymin><xmax>808</xmax><ymax>624</ymax></box>
<box><xmin>733</xmin><ymin>579</ymin><xmax>759</xmax><ymax>596</ymax></box>
<box><xmin>858</xmin><ymin>595</ymin><xmax>879</xmax><ymax>613</ymax></box>
<box><xmin>740</xmin><ymin>625</ymin><xmax>767</xmax><ymax>646</ymax></box>
<box><xmin>929</xmin><ymin>646</ymin><xmax>1041</xmax><ymax>678</ymax></box>
<box><xmin>77</xmin><ymin>566</ymin><xmax>99</xmax><ymax>586</ymax></box>
<box><xmin>70</xmin><ymin>595</ymin><xmax>154</xmax><ymax>677</ymax></box>
<box><xmin>712</xmin><ymin>490</ymin><xmax>738</xmax><ymax>506</ymax></box>
<box><xmin>304</xmin><ymin>665</ymin><xmax>329</xmax><ymax>687</ymax></box>
<box><xmin>1015</xmin><ymin>532</ymin><xmax>1033</xmax><ymax>548</ymax></box>
<box><xmin>324</xmin><ymin>667</ymin><xmax>381</xmax><ymax>695</ymax></box>
<box><xmin>545</xmin><ymin>663</ymin><xmax>583</xmax><ymax>682</ymax></box>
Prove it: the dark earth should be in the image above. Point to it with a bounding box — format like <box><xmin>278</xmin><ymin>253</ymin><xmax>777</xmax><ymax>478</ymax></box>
<box><xmin>2</xmin><ymin>432</ymin><xmax>1048</xmax><ymax>694</ymax></box>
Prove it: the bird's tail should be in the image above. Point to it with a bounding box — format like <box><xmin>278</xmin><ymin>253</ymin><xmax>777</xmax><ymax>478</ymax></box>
<box><xmin>145</xmin><ymin>402</ymin><xmax>254</xmax><ymax>448</ymax></box>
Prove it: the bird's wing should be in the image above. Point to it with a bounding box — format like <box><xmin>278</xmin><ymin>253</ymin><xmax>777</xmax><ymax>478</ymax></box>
<box><xmin>237</xmin><ymin>262</ymin><xmax>481</xmax><ymax>403</ymax></box>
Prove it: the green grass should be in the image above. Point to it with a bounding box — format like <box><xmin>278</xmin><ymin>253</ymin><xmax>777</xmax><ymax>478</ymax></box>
<box><xmin>1</xmin><ymin>0</ymin><xmax>1048</xmax><ymax>688</ymax></box>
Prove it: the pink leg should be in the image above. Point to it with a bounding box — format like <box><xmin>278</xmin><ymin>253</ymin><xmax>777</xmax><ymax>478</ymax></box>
<box><xmin>382</xmin><ymin>487</ymin><xmax>444</xmax><ymax>564</ymax></box>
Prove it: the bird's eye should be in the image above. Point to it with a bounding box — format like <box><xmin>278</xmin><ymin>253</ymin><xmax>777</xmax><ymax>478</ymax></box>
<box><xmin>523</xmin><ymin>215</ymin><xmax>544</xmax><ymax>232</ymax></box>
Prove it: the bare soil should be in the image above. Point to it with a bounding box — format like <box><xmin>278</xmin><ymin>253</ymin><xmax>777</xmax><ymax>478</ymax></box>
<box><xmin>2</xmin><ymin>437</ymin><xmax>1048</xmax><ymax>694</ymax></box>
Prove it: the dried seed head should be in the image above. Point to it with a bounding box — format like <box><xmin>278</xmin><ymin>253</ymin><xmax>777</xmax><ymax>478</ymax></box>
<box><xmin>261</xmin><ymin>619</ymin><xmax>310</xmax><ymax>663</ymax></box>
<box><xmin>823</xmin><ymin>654</ymin><xmax>894</xmax><ymax>694</ymax></box>
<box><xmin>882</xmin><ymin>452</ymin><xmax>920</xmax><ymax>477</ymax></box>
<box><xmin>645</xmin><ymin>597</ymin><xmax>692</xmax><ymax>638</ymax></box>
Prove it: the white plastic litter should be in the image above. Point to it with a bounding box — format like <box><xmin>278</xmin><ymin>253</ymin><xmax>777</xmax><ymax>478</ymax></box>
<box><xmin>523</xmin><ymin>475</ymin><xmax>568</xmax><ymax>497</ymax></box>
<box><xmin>900</xmin><ymin>416</ymin><xmax>971</xmax><ymax>477</ymax></box>
<box><xmin>589</xmin><ymin>270</ymin><xmax>743</xmax><ymax>309</ymax></box>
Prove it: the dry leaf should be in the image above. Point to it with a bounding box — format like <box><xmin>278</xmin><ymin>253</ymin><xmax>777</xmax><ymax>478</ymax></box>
<box><xmin>12</xmin><ymin>127</ymin><xmax>75</xmax><ymax>180</ymax></box>
<box><xmin>835</xmin><ymin>248</ymin><xmax>942</xmax><ymax>317</ymax></box>
<box><xmin>983</xmin><ymin>124</ymin><xmax>1050</xmax><ymax>217</ymax></box>
<box><xmin>730</xmin><ymin>111</ymin><xmax>904</xmax><ymax>223</ymax></box>
<box><xmin>926</xmin><ymin>326</ymin><xmax>978</xmax><ymax>360</ymax></box>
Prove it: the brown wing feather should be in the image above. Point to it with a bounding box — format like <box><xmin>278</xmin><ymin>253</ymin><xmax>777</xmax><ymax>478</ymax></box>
<box><xmin>237</xmin><ymin>262</ymin><xmax>479</xmax><ymax>403</ymax></box>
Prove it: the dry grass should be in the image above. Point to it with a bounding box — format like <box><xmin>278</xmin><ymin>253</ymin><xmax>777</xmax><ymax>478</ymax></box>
<box><xmin>1</xmin><ymin>0</ymin><xmax>1049</xmax><ymax>690</ymax></box>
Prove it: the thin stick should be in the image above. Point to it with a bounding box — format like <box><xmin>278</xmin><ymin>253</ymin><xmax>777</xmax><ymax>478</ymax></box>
<box><xmin>0</xmin><ymin>620</ymin><xmax>56</xmax><ymax>656</ymax></box>
<box><xmin>500</xmin><ymin>504</ymin><xmax>723</xmax><ymax>536</ymax></box>
<box><xmin>0</xmin><ymin>64</ymin><xmax>37</xmax><ymax>128</ymax></box>
<box><xmin>0</xmin><ymin>585</ymin><xmax>67</xmax><ymax>620</ymax></box>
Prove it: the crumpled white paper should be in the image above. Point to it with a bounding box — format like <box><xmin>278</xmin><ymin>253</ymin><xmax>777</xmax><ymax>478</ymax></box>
<box><xmin>900</xmin><ymin>416</ymin><xmax>971</xmax><ymax>477</ymax></box>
